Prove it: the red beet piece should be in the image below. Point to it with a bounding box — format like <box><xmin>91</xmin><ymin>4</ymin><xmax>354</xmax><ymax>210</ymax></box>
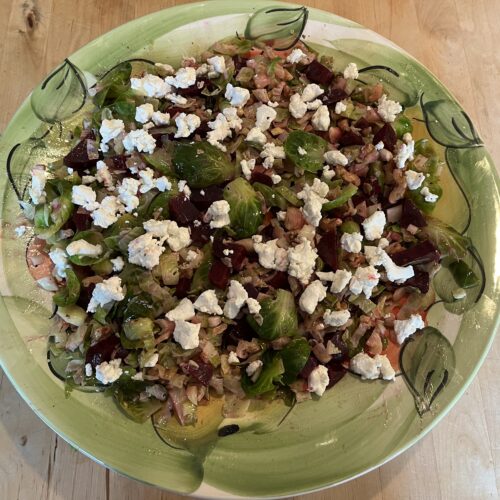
<box><xmin>322</xmin><ymin>87</ymin><xmax>348</xmax><ymax>105</ymax></box>
<box><xmin>401</xmin><ymin>198</ymin><xmax>427</xmax><ymax>228</ymax></box>
<box><xmin>190</xmin><ymin>186</ymin><xmax>224</xmax><ymax>211</ymax></box>
<box><xmin>372</xmin><ymin>123</ymin><xmax>397</xmax><ymax>152</ymax></box>
<box><xmin>265</xmin><ymin>271</ymin><xmax>290</xmax><ymax>290</ymax></box>
<box><xmin>177</xmin><ymin>78</ymin><xmax>208</xmax><ymax>96</ymax></box>
<box><xmin>72</xmin><ymin>209</ymin><xmax>92</xmax><ymax>231</ymax></box>
<box><xmin>305</xmin><ymin>60</ymin><xmax>334</xmax><ymax>85</ymax></box>
<box><xmin>404</xmin><ymin>270</ymin><xmax>430</xmax><ymax>293</ymax></box>
<box><xmin>299</xmin><ymin>356</ymin><xmax>318</xmax><ymax>379</ymax></box>
<box><xmin>85</xmin><ymin>335</ymin><xmax>120</xmax><ymax>368</ymax></box>
<box><xmin>183</xmin><ymin>359</ymin><xmax>213</xmax><ymax>386</ymax></box>
<box><xmin>213</xmin><ymin>239</ymin><xmax>247</xmax><ymax>271</ymax></box>
<box><xmin>188</xmin><ymin>222</ymin><xmax>211</xmax><ymax>247</ymax></box>
<box><xmin>209</xmin><ymin>259</ymin><xmax>231</xmax><ymax>289</ymax></box>
<box><xmin>339</xmin><ymin>130</ymin><xmax>365</xmax><ymax>147</ymax></box>
<box><xmin>175</xmin><ymin>276</ymin><xmax>191</xmax><ymax>299</ymax></box>
<box><xmin>63</xmin><ymin>131</ymin><xmax>100</xmax><ymax>170</ymax></box>
<box><xmin>221</xmin><ymin>319</ymin><xmax>255</xmax><ymax>348</ymax></box>
<box><xmin>317</xmin><ymin>230</ymin><xmax>338</xmax><ymax>270</ymax></box>
<box><xmin>169</xmin><ymin>195</ymin><xmax>202</xmax><ymax>225</ymax></box>
<box><xmin>109</xmin><ymin>155</ymin><xmax>128</xmax><ymax>171</ymax></box>
<box><xmin>326</xmin><ymin>363</ymin><xmax>347</xmax><ymax>388</ymax></box>
<box><xmin>391</xmin><ymin>240</ymin><xmax>440</xmax><ymax>267</ymax></box>
<box><xmin>243</xmin><ymin>283</ymin><xmax>259</xmax><ymax>299</ymax></box>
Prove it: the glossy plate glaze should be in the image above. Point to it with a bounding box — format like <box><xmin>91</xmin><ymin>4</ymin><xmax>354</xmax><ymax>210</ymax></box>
<box><xmin>0</xmin><ymin>1</ymin><xmax>499</xmax><ymax>497</ymax></box>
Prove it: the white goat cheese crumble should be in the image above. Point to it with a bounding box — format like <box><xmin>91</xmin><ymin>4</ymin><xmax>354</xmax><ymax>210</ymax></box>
<box><xmin>308</xmin><ymin>365</ymin><xmax>329</xmax><ymax>396</ymax></box>
<box><xmin>324</xmin><ymin>309</ymin><xmax>351</xmax><ymax>327</ymax></box>
<box><xmin>95</xmin><ymin>359</ymin><xmax>123</xmax><ymax>385</ymax></box>
<box><xmin>205</xmin><ymin>200</ymin><xmax>231</xmax><ymax>229</ymax></box>
<box><xmin>341</xmin><ymin>231</ymin><xmax>363</xmax><ymax>253</ymax></box>
<box><xmin>377</xmin><ymin>94</ymin><xmax>402</xmax><ymax>123</ymax></box>
<box><xmin>350</xmin><ymin>353</ymin><xmax>395</xmax><ymax>380</ymax></box>
<box><xmin>287</xmin><ymin>238</ymin><xmax>318</xmax><ymax>285</ymax></box>
<box><xmin>87</xmin><ymin>276</ymin><xmax>125</xmax><ymax>312</ymax></box>
<box><xmin>194</xmin><ymin>290</ymin><xmax>223</xmax><ymax>315</ymax></box>
<box><xmin>173</xmin><ymin>320</ymin><xmax>200</xmax><ymax>350</ymax></box>
<box><xmin>362</xmin><ymin>210</ymin><xmax>386</xmax><ymax>241</ymax></box>
<box><xmin>166</xmin><ymin>298</ymin><xmax>196</xmax><ymax>321</ymax></box>
<box><xmin>394</xmin><ymin>314</ymin><xmax>425</xmax><ymax>344</ymax></box>
<box><xmin>299</xmin><ymin>280</ymin><xmax>327</xmax><ymax>314</ymax></box>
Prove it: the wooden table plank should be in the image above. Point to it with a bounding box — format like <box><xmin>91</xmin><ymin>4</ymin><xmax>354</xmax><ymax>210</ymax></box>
<box><xmin>0</xmin><ymin>1</ymin><xmax>498</xmax><ymax>499</ymax></box>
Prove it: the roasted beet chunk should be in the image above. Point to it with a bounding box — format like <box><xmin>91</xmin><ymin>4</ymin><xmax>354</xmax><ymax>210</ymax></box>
<box><xmin>326</xmin><ymin>363</ymin><xmax>346</xmax><ymax>388</ymax></box>
<box><xmin>63</xmin><ymin>131</ymin><xmax>100</xmax><ymax>170</ymax></box>
<box><xmin>85</xmin><ymin>334</ymin><xmax>120</xmax><ymax>368</ymax></box>
<box><xmin>401</xmin><ymin>198</ymin><xmax>427</xmax><ymax>228</ymax></box>
<box><xmin>243</xmin><ymin>283</ymin><xmax>259</xmax><ymax>299</ymax></box>
<box><xmin>322</xmin><ymin>87</ymin><xmax>348</xmax><ymax>105</ymax></box>
<box><xmin>109</xmin><ymin>154</ymin><xmax>128</xmax><ymax>171</ymax></box>
<box><xmin>213</xmin><ymin>238</ymin><xmax>247</xmax><ymax>271</ymax></box>
<box><xmin>221</xmin><ymin>318</ymin><xmax>255</xmax><ymax>348</ymax></box>
<box><xmin>175</xmin><ymin>276</ymin><xmax>191</xmax><ymax>299</ymax></box>
<box><xmin>265</xmin><ymin>271</ymin><xmax>290</xmax><ymax>290</ymax></box>
<box><xmin>188</xmin><ymin>221</ymin><xmax>211</xmax><ymax>247</ymax></box>
<box><xmin>72</xmin><ymin>209</ymin><xmax>92</xmax><ymax>231</ymax></box>
<box><xmin>169</xmin><ymin>195</ymin><xmax>202</xmax><ymax>225</ymax></box>
<box><xmin>299</xmin><ymin>356</ymin><xmax>318</xmax><ymax>379</ymax></box>
<box><xmin>209</xmin><ymin>259</ymin><xmax>231</xmax><ymax>289</ymax></box>
<box><xmin>391</xmin><ymin>240</ymin><xmax>440</xmax><ymax>266</ymax></box>
<box><xmin>339</xmin><ymin>130</ymin><xmax>365</xmax><ymax>147</ymax></box>
<box><xmin>317</xmin><ymin>230</ymin><xmax>338</xmax><ymax>270</ymax></box>
<box><xmin>251</xmin><ymin>166</ymin><xmax>273</xmax><ymax>186</ymax></box>
<box><xmin>183</xmin><ymin>359</ymin><xmax>213</xmax><ymax>386</ymax></box>
<box><xmin>404</xmin><ymin>270</ymin><xmax>430</xmax><ymax>293</ymax></box>
<box><xmin>190</xmin><ymin>186</ymin><xmax>224</xmax><ymax>211</ymax></box>
<box><xmin>372</xmin><ymin>123</ymin><xmax>397</xmax><ymax>152</ymax></box>
<box><xmin>305</xmin><ymin>60</ymin><xmax>334</xmax><ymax>85</ymax></box>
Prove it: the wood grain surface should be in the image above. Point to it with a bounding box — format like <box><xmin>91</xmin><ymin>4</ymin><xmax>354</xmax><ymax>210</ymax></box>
<box><xmin>0</xmin><ymin>1</ymin><xmax>499</xmax><ymax>499</ymax></box>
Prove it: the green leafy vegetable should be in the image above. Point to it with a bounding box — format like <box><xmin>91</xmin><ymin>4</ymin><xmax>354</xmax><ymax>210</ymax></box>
<box><xmin>348</xmin><ymin>294</ymin><xmax>376</xmax><ymax>314</ymax></box>
<box><xmin>143</xmin><ymin>147</ymin><xmax>175</xmax><ymax>176</ymax></box>
<box><xmin>280</xmin><ymin>338</ymin><xmax>311</xmax><ymax>384</ymax></box>
<box><xmin>422</xmin><ymin>217</ymin><xmax>471</xmax><ymax>259</ymax></box>
<box><xmin>189</xmin><ymin>244</ymin><xmax>213</xmax><ymax>294</ymax></box>
<box><xmin>253</xmin><ymin>182</ymin><xmax>288</xmax><ymax>210</ymax></box>
<box><xmin>284</xmin><ymin>130</ymin><xmax>328</xmax><ymax>172</ymax></box>
<box><xmin>159</xmin><ymin>252</ymin><xmax>180</xmax><ymax>286</ymax></box>
<box><xmin>113</xmin><ymin>379</ymin><xmax>162</xmax><ymax>423</ymax></box>
<box><xmin>224</xmin><ymin>178</ymin><xmax>264</xmax><ymax>238</ymax></box>
<box><xmin>247</xmin><ymin>290</ymin><xmax>298</xmax><ymax>341</ymax></box>
<box><xmin>122</xmin><ymin>317</ymin><xmax>156</xmax><ymax>350</ymax></box>
<box><xmin>407</xmin><ymin>178</ymin><xmax>442</xmax><ymax>214</ymax></box>
<box><xmin>53</xmin><ymin>267</ymin><xmax>81</xmax><ymax>307</ymax></box>
<box><xmin>448</xmin><ymin>260</ymin><xmax>479</xmax><ymax>289</ymax></box>
<box><xmin>241</xmin><ymin>352</ymin><xmax>284</xmax><ymax>397</ymax></box>
<box><xmin>393</xmin><ymin>115</ymin><xmax>413</xmax><ymax>138</ymax></box>
<box><xmin>173</xmin><ymin>141</ymin><xmax>235</xmax><ymax>188</ymax></box>
<box><xmin>322</xmin><ymin>184</ymin><xmax>358</xmax><ymax>211</ymax></box>
<box><xmin>93</xmin><ymin>62</ymin><xmax>133</xmax><ymax>108</ymax></box>
<box><xmin>275</xmin><ymin>185</ymin><xmax>302</xmax><ymax>207</ymax></box>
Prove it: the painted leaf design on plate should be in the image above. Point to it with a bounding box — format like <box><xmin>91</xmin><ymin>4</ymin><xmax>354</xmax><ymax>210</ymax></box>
<box><xmin>31</xmin><ymin>59</ymin><xmax>87</xmax><ymax>123</ymax></box>
<box><xmin>400</xmin><ymin>327</ymin><xmax>456</xmax><ymax>416</ymax></box>
<box><xmin>244</xmin><ymin>6</ymin><xmax>308</xmax><ymax>50</ymax></box>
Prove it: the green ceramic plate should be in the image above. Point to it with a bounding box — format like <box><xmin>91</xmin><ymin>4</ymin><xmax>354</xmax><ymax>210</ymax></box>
<box><xmin>0</xmin><ymin>1</ymin><xmax>499</xmax><ymax>497</ymax></box>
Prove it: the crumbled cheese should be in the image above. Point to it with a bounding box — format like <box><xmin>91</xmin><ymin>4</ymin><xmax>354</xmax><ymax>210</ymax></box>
<box><xmin>322</xmin><ymin>166</ymin><xmax>335</xmax><ymax>180</ymax></box>
<box><xmin>95</xmin><ymin>359</ymin><xmax>123</xmax><ymax>384</ymax></box>
<box><xmin>225</xmin><ymin>83</ymin><xmax>250</xmax><ymax>108</ymax></box>
<box><xmin>205</xmin><ymin>200</ymin><xmax>231</xmax><ymax>229</ymax></box>
<box><xmin>246</xmin><ymin>298</ymin><xmax>261</xmax><ymax>315</ymax></box>
<box><xmin>286</xmin><ymin>48</ymin><xmax>307</xmax><ymax>64</ymax></box>
<box><xmin>66</xmin><ymin>240</ymin><xmax>102</xmax><ymax>257</ymax></box>
<box><xmin>349</xmin><ymin>266</ymin><xmax>380</xmax><ymax>298</ymax></box>
<box><xmin>362</xmin><ymin>210</ymin><xmax>386</xmax><ymax>241</ymax></box>
<box><xmin>14</xmin><ymin>225</ymin><xmax>27</xmax><ymax>237</ymax></box>
<box><xmin>364</xmin><ymin>245</ymin><xmax>414</xmax><ymax>284</ymax></box>
<box><xmin>315</xmin><ymin>271</ymin><xmax>336</xmax><ymax>281</ymax></box>
<box><xmin>128</xmin><ymin>232</ymin><xmax>164</xmax><ymax>270</ymax></box>
<box><xmin>67</xmin><ymin>167</ymin><xmax>74</xmax><ymax>175</ymax></box>
<box><xmin>287</xmin><ymin>238</ymin><xmax>318</xmax><ymax>285</ymax></box>
<box><xmin>207</xmin><ymin>55</ymin><xmax>226</xmax><ymax>75</ymax></box>
<box><xmin>299</xmin><ymin>280</ymin><xmax>327</xmax><ymax>314</ymax></box>
<box><xmin>405</xmin><ymin>170</ymin><xmax>425</xmax><ymax>190</ymax></box>
<box><xmin>185</xmin><ymin>249</ymin><xmax>198</xmax><ymax>262</ymax></box>
<box><xmin>131</xmin><ymin>372</ymin><xmax>144</xmax><ymax>381</ymax></box>
<box><xmin>138</xmin><ymin>168</ymin><xmax>155</xmax><ymax>194</ymax></box>
<box><xmin>323</xmin><ymin>309</ymin><xmax>351</xmax><ymax>327</ymax></box>
<box><xmin>311</xmin><ymin>105</ymin><xmax>330</xmax><ymax>131</ymax></box>
<box><xmin>207</xmin><ymin>112</ymin><xmax>232</xmax><ymax>151</ymax></box>
<box><xmin>394</xmin><ymin>313</ymin><xmax>425</xmax><ymax>344</ymax></box>
<box><xmin>375</xmin><ymin>141</ymin><xmax>385</xmax><ymax>151</ymax></box>
<box><xmin>174</xmin><ymin>113</ymin><xmax>201</xmax><ymax>138</ymax></box>
<box><xmin>246</xmin><ymin>126</ymin><xmax>267</xmax><ymax>145</ymax></box>
<box><xmin>298</xmin><ymin>146</ymin><xmax>307</xmax><ymax>156</ymax></box>
<box><xmin>223</xmin><ymin>280</ymin><xmax>249</xmax><ymax>319</ymax></box>
<box><xmin>246</xmin><ymin>360</ymin><xmax>263</xmax><ymax>377</ymax></box>
<box><xmin>143</xmin><ymin>219</ymin><xmax>191</xmax><ymax>251</ymax></box>
<box><xmin>453</xmin><ymin>288</ymin><xmax>467</xmax><ymax>300</ymax></box>
<box><xmin>343</xmin><ymin>62</ymin><xmax>359</xmax><ymax>79</ymax></box>
<box><xmin>255</xmin><ymin>104</ymin><xmax>277</xmax><ymax>131</ymax></box>
<box><xmin>155</xmin><ymin>176</ymin><xmax>171</xmax><ymax>192</ymax></box>
<box><xmin>289</xmin><ymin>93</ymin><xmax>307</xmax><ymax>119</ymax></box>
<box><xmin>297</xmin><ymin>178</ymin><xmax>329</xmax><ymax>227</ymax></box>
<box><xmin>377</xmin><ymin>94</ymin><xmax>402</xmax><ymax>123</ymax></box>
<box><xmin>91</xmin><ymin>196</ymin><xmax>123</xmax><ymax>228</ymax></box>
<box><xmin>49</xmin><ymin>247</ymin><xmax>69</xmax><ymax>279</ymax></box>
<box><xmin>155</xmin><ymin>62</ymin><xmax>175</xmax><ymax>75</ymax></box>
<box><xmin>350</xmin><ymin>353</ymin><xmax>395</xmax><ymax>381</ymax></box>
<box><xmin>307</xmin><ymin>99</ymin><xmax>322</xmax><ymax>111</ymax></box>
<box><xmin>118</xmin><ymin>178</ymin><xmax>141</xmax><ymax>213</ymax></box>
<box><xmin>240</xmin><ymin>158</ymin><xmax>256</xmax><ymax>180</ymax></box>
<box><xmin>228</xmin><ymin>351</ymin><xmax>240</xmax><ymax>364</ymax></box>
<box><xmin>99</xmin><ymin>119</ymin><xmax>125</xmax><ymax>148</ymax></box>
<box><xmin>166</xmin><ymin>298</ymin><xmax>195</xmax><ymax>321</ymax></box>
<box><xmin>324</xmin><ymin>150</ymin><xmax>348</xmax><ymax>166</ymax></box>
<box><xmin>341</xmin><ymin>231</ymin><xmax>363</xmax><ymax>253</ymax></box>
<box><xmin>135</xmin><ymin>103</ymin><xmax>154</xmax><ymax>123</ymax></box>
<box><xmin>95</xmin><ymin>160</ymin><xmax>114</xmax><ymax>191</ymax></box>
<box><xmin>329</xmin><ymin>269</ymin><xmax>353</xmax><ymax>293</ymax></box>
<box><xmin>151</xmin><ymin>110</ymin><xmax>170</xmax><ymax>126</ymax></box>
<box><xmin>222</xmin><ymin>248</ymin><xmax>233</xmax><ymax>256</ymax></box>
<box><xmin>194</xmin><ymin>290</ymin><xmax>223</xmax><ymax>315</ymax></box>
<box><xmin>173</xmin><ymin>320</ymin><xmax>200</xmax><ymax>350</ymax></box>
<box><xmin>166</xmin><ymin>93</ymin><xmax>188</xmax><ymax>105</ymax></box>
<box><xmin>260</xmin><ymin>142</ymin><xmax>286</xmax><ymax>169</ymax></box>
<box><xmin>110</xmin><ymin>256</ymin><xmax>124</xmax><ymax>272</ymax></box>
<box><xmin>395</xmin><ymin>140</ymin><xmax>415</xmax><ymax>169</ymax></box>
<box><xmin>82</xmin><ymin>175</ymin><xmax>96</xmax><ymax>184</ymax></box>
<box><xmin>252</xmin><ymin>236</ymin><xmax>289</xmax><ymax>271</ymax></box>
<box><xmin>72</xmin><ymin>185</ymin><xmax>99</xmax><ymax>212</ymax></box>
<box><xmin>85</xmin><ymin>363</ymin><xmax>92</xmax><ymax>377</ymax></box>
<box><xmin>29</xmin><ymin>167</ymin><xmax>47</xmax><ymax>205</ymax></box>
<box><xmin>165</xmin><ymin>66</ymin><xmax>196</xmax><ymax>88</ymax></box>
<box><xmin>87</xmin><ymin>276</ymin><xmax>125</xmax><ymax>312</ymax></box>
<box><xmin>222</xmin><ymin>107</ymin><xmax>242</xmax><ymax>131</ymax></box>
<box><xmin>301</xmin><ymin>83</ymin><xmax>324</xmax><ymax>103</ymax></box>
<box><xmin>177</xmin><ymin>180</ymin><xmax>191</xmax><ymax>198</ymax></box>
<box><xmin>335</xmin><ymin>100</ymin><xmax>347</xmax><ymax>114</ymax></box>
<box><xmin>308</xmin><ymin>365</ymin><xmax>329</xmax><ymax>396</ymax></box>
<box><xmin>271</xmin><ymin>174</ymin><xmax>282</xmax><ymax>184</ymax></box>
<box><xmin>131</xmin><ymin>74</ymin><xmax>170</xmax><ymax>97</ymax></box>
<box><xmin>123</xmin><ymin>129</ymin><xmax>156</xmax><ymax>155</ymax></box>
<box><xmin>420</xmin><ymin>186</ymin><xmax>439</xmax><ymax>203</ymax></box>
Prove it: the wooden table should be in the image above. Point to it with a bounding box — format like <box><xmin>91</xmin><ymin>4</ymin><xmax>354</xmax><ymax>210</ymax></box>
<box><xmin>1</xmin><ymin>1</ymin><xmax>498</xmax><ymax>498</ymax></box>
